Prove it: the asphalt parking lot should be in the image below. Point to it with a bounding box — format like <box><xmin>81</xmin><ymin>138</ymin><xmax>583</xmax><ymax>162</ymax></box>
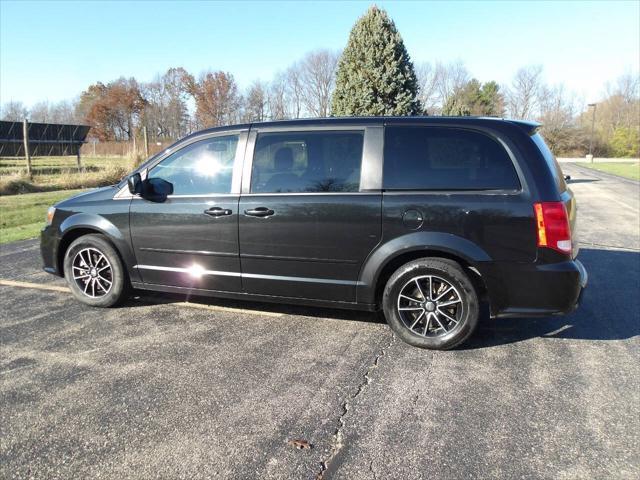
<box><xmin>1</xmin><ymin>163</ymin><xmax>638</xmax><ymax>479</ymax></box>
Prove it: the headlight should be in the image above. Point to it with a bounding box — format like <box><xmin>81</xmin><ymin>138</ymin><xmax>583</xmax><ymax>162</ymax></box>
<box><xmin>46</xmin><ymin>206</ymin><xmax>56</xmax><ymax>225</ymax></box>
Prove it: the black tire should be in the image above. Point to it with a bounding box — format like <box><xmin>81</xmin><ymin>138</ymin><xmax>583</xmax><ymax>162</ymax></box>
<box><xmin>382</xmin><ymin>258</ymin><xmax>479</xmax><ymax>350</ymax></box>
<box><xmin>63</xmin><ymin>234</ymin><xmax>129</xmax><ymax>307</ymax></box>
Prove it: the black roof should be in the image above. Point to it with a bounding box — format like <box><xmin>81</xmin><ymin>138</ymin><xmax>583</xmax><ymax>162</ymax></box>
<box><xmin>189</xmin><ymin>116</ymin><xmax>540</xmax><ymax>140</ymax></box>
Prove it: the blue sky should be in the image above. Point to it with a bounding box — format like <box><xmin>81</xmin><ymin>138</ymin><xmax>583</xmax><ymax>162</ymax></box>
<box><xmin>1</xmin><ymin>0</ymin><xmax>638</xmax><ymax>107</ymax></box>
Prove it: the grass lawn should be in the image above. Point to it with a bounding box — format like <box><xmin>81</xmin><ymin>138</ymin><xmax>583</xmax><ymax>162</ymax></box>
<box><xmin>0</xmin><ymin>189</ymin><xmax>85</xmax><ymax>244</ymax></box>
<box><xmin>577</xmin><ymin>162</ymin><xmax>640</xmax><ymax>181</ymax></box>
<box><xmin>0</xmin><ymin>155</ymin><xmax>130</xmax><ymax>175</ymax></box>
<box><xmin>0</xmin><ymin>156</ymin><xmax>130</xmax><ymax>195</ymax></box>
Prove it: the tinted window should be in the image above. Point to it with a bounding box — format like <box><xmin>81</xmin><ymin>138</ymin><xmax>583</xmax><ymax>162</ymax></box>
<box><xmin>383</xmin><ymin>127</ymin><xmax>520</xmax><ymax>190</ymax></box>
<box><xmin>251</xmin><ymin>131</ymin><xmax>364</xmax><ymax>193</ymax></box>
<box><xmin>532</xmin><ymin>133</ymin><xmax>567</xmax><ymax>192</ymax></box>
<box><xmin>148</xmin><ymin>135</ymin><xmax>238</xmax><ymax>195</ymax></box>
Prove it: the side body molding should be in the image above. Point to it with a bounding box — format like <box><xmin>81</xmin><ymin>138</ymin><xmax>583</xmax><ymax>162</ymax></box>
<box><xmin>356</xmin><ymin>231</ymin><xmax>492</xmax><ymax>304</ymax></box>
<box><xmin>59</xmin><ymin>213</ymin><xmax>140</xmax><ymax>282</ymax></box>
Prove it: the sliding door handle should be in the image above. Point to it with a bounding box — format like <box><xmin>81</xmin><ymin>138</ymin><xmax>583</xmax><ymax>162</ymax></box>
<box><xmin>244</xmin><ymin>207</ymin><xmax>275</xmax><ymax>217</ymax></box>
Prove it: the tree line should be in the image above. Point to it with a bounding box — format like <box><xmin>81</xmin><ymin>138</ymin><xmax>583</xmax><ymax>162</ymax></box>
<box><xmin>1</xmin><ymin>6</ymin><xmax>638</xmax><ymax>157</ymax></box>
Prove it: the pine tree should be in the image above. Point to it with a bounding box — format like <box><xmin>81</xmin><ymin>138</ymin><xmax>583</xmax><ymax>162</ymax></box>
<box><xmin>331</xmin><ymin>6</ymin><xmax>421</xmax><ymax>116</ymax></box>
<box><xmin>441</xmin><ymin>79</ymin><xmax>504</xmax><ymax>117</ymax></box>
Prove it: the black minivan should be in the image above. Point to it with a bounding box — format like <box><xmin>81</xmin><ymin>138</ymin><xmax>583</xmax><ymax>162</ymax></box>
<box><xmin>41</xmin><ymin>117</ymin><xmax>587</xmax><ymax>349</ymax></box>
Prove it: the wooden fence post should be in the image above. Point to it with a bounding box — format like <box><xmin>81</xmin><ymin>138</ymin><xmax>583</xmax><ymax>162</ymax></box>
<box><xmin>143</xmin><ymin>126</ymin><xmax>149</xmax><ymax>158</ymax></box>
<box><xmin>23</xmin><ymin>119</ymin><xmax>32</xmax><ymax>176</ymax></box>
<box><xmin>76</xmin><ymin>150</ymin><xmax>82</xmax><ymax>170</ymax></box>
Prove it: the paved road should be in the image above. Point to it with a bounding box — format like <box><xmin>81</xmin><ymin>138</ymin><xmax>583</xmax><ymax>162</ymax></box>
<box><xmin>1</xmin><ymin>164</ymin><xmax>638</xmax><ymax>479</ymax></box>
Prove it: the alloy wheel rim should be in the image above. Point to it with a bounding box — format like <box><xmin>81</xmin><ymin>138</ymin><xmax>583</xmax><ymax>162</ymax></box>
<box><xmin>396</xmin><ymin>275</ymin><xmax>464</xmax><ymax>337</ymax></box>
<box><xmin>72</xmin><ymin>248</ymin><xmax>113</xmax><ymax>298</ymax></box>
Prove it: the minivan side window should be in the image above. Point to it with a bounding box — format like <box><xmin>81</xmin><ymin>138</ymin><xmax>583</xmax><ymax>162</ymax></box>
<box><xmin>532</xmin><ymin>133</ymin><xmax>567</xmax><ymax>192</ymax></box>
<box><xmin>148</xmin><ymin>135</ymin><xmax>239</xmax><ymax>195</ymax></box>
<box><xmin>251</xmin><ymin>131</ymin><xmax>364</xmax><ymax>193</ymax></box>
<box><xmin>383</xmin><ymin>127</ymin><xmax>520</xmax><ymax>191</ymax></box>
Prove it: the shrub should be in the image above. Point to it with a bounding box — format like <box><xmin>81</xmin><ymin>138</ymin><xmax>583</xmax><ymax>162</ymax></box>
<box><xmin>609</xmin><ymin>127</ymin><xmax>640</xmax><ymax>158</ymax></box>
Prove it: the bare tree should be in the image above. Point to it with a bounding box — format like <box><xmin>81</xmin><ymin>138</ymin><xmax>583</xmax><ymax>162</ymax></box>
<box><xmin>416</xmin><ymin>62</ymin><xmax>439</xmax><ymax>114</ymax></box>
<box><xmin>142</xmin><ymin>68</ymin><xmax>190</xmax><ymax>140</ymax></box>
<box><xmin>299</xmin><ymin>49</ymin><xmax>339</xmax><ymax>117</ymax></box>
<box><xmin>243</xmin><ymin>80</ymin><xmax>269</xmax><ymax>122</ymax></box>
<box><xmin>1</xmin><ymin>100</ymin><xmax>29</xmax><ymax>121</ymax></box>
<box><xmin>602</xmin><ymin>71</ymin><xmax>640</xmax><ymax>132</ymax></box>
<box><xmin>505</xmin><ymin>65</ymin><xmax>544</xmax><ymax>119</ymax></box>
<box><xmin>268</xmin><ymin>72</ymin><xmax>289</xmax><ymax>120</ymax></box>
<box><xmin>577</xmin><ymin>70</ymin><xmax>640</xmax><ymax>155</ymax></box>
<box><xmin>285</xmin><ymin>63</ymin><xmax>305</xmax><ymax>119</ymax></box>
<box><xmin>28</xmin><ymin>100</ymin><xmax>78</xmax><ymax>124</ymax></box>
<box><xmin>537</xmin><ymin>84</ymin><xmax>584</xmax><ymax>154</ymax></box>
<box><xmin>416</xmin><ymin>60</ymin><xmax>470</xmax><ymax>114</ymax></box>
<box><xmin>435</xmin><ymin>60</ymin><xmax>470</xmax><ymax>110</ymax></box>
<box><xmin>142</xmin><ymin>81</ymin><xmax>166</xmax><ymax>136</ymax></box>
<box><xmin>29</xmin><ymin>101</ymin><xmax>51</xmax><ymax>122</ymax></box>
<box><xmin>50</xmin><ymin>100</ymin><xmax>80</xmax><ymax>124</ymax></box>
<box><xmin>607</xmin><ymin>71</ymin><xmax>640</xmax><ymax>104</ymax></box>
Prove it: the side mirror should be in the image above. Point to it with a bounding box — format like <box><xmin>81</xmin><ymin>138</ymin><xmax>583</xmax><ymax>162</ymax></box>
<box><xmin>142</xmin><ymin>177</ymin><xmax>174</xmax><ymax>202</ymax></box>
<box><xmin>128</xmin><ymin>173</ymin><xmax>142</xmax><ymax>195</ymax></box>
<box><xmin>564</xmin><ymin>175</ymin><xmax>571</xmax><ymax>182</ymax></box>
<box><xmin>147</xmin><ymin>178</ymin><xmax>173</xmax><ymax>197</ymax></box>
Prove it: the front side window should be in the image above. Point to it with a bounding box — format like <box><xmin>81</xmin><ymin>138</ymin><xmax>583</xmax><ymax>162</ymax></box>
<box><xmin>251</xmin><ymin>131</ymin><xmax>364</xmax><ymax>193</ymax></box>
<box><xmin>383</xmin><ymin>127</ymin><xmax>520</xmax><ymax>191</ymax></box>
<box><xmin>148</xmin><ymin>135</ymin><xmax>238</xmax><ymax>195</ymax></box>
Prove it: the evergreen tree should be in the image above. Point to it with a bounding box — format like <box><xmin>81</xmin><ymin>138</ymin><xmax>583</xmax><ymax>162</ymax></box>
<box><xmin>331</xmin><ymin>6</ymin><xmax>421</xmax><ymax>116</ymax></box>
<box><xmin>442</xmin><ymin>79</ymin><xmax>504</xmax><ymax>116</ymax></box>
<box><xmin>479</xmin><ymin>81</ymin><xmax>504</xmax><ymax>116</ymax></box>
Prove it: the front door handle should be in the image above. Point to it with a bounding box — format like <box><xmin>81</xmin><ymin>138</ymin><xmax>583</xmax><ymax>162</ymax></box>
<box><xmin>244</xmin><ymin>207</ymin><xmax>275</xmax><ymax>217</ymax></box>
<box><xmin>204</xmin><ymin>207</ymin><xmax>232</xmax><ymax>217</ymax></box>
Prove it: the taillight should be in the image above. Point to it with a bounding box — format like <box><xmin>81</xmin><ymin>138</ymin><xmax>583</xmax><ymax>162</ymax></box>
<box><xmin>534</xmin><ymin>202</ymin><xmax>572</xmax><ymax>255</ymax></box>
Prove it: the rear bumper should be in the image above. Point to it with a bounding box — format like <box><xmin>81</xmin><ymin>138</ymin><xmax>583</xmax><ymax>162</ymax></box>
<box><xmin>571</xmin><ymin>258</ymin><xmax>588</xmax><ymax>310</ymax></box>
<box><xmin>484</xmin><ymin>258</ymin><xmax>587</xmax><ymax>318</ymax></box>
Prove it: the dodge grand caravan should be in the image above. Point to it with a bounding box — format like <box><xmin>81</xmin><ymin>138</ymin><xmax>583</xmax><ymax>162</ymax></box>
<box><xmin>41</xmin><ymin>117</ymin><xmax>587</xmax><ymax>350</ymax></box>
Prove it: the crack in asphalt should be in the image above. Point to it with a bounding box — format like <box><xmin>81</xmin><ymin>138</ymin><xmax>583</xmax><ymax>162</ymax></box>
<box><xmin>368</xmin><ymin>460</ymin><xmax>379</xmax><ymax>480</ymax></box>
<box><xmin>316</xmin><ymin>332</ymin><xmax>396</xmax><ymax>479</ymax></box>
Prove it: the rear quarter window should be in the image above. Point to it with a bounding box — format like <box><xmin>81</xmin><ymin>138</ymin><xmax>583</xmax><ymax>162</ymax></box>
<box><xmin>383</xmin><ymin>126</ymin><xmax>521</xmax><ymax>191</ymax></box>
<box><xmin>532</xmin><ymin>133</ymin><xmax>567</xmax><ymax>192</ymax></box>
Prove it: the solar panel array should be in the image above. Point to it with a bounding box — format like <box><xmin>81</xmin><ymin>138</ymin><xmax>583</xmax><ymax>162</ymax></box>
<box><xmin>0</xmin><ymin>121</ymin><xmax>91</xmax><ymax>157</ymax></box>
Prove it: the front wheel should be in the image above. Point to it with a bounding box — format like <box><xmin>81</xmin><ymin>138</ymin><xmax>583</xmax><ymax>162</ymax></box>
<box><xmin>63</xmin><ymin>234</ymin><xmax>128</xmax><ymax>307</ymax></box>
<box><xmin>382</xmin><ymin>258</ymin><xmax>479</xmax><ymax>350</ymax></box>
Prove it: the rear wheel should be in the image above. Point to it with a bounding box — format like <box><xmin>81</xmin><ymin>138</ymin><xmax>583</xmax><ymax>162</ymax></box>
<box><xmin>63</xmin><ymin>234</ymin><xmax>128</xmax><ymax>307</ymax></box>
<box><xmin>382</xmin><ymin>258</ymin><xmax>479</xmax><ymax>350</ymax></box>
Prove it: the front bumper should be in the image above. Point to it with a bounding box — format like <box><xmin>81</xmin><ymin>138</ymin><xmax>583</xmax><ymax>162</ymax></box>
<box><xmin>485</xmin><ymin>258</ymin><xmax>587</xmax><ymax>318</ymax></box>
<box><xmin>41</xmin><ymin>225</ymin><xmax>62</xmax><ymax>276</ymax></box>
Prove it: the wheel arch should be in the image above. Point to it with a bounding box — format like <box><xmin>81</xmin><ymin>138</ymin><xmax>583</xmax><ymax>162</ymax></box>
<box><xmin>57</xmin><ymin>213</ymin><xmax>137</xmax><ymax>281</ymax></box>
<box><xmin>357</xmin><ymin>232</ymin><xmax>491</xmax><ymax>308</ymax></box>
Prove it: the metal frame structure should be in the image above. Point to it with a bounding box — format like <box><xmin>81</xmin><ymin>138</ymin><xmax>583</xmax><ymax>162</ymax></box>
<box><xmin>0</xmin><ymin>120</ymin><xmax>90</xmax><ymax>157</ymax></box>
